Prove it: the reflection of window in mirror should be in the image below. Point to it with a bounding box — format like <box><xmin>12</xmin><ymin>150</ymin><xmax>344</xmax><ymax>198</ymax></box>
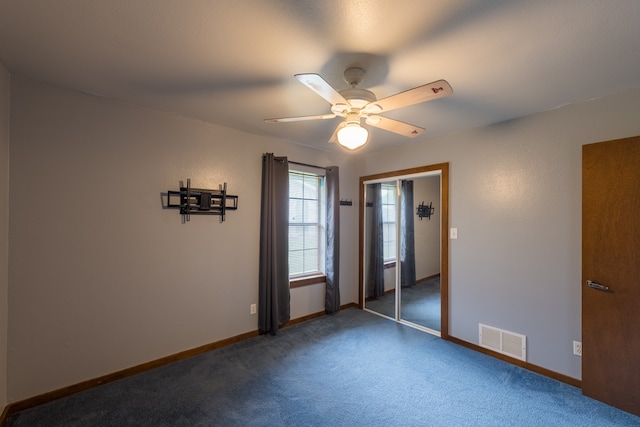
<box><xmin>381</xmin><ymin>183</ymin><xmax>397</xmax><ymax>262</ymax></box>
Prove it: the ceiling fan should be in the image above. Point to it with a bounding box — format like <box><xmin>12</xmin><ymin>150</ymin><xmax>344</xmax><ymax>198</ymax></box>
<box><xmin>265</xmin><ymin>67</ymin><xmax>452</xmax><ymax>150</ymax></box>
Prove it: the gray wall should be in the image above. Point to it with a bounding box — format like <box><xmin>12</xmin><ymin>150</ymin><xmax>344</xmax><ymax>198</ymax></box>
<box><xmin>0</xmin><ymin>62</ymin><xmax>9</xmax><ymax>410</ymax></box>
<box><xmin>7</xmin><ymin>75</ymin><xmax>358</xmax><ymax>401</ymax></box>
<box><xmin>357</xmin><ymin>88</ymin><xmax>640</xmax><ymax>380</ymax></box>
<box><xmin>413</xmin><ymin>176</ymin><xmax>440</xmax><ymax>280</ymax></box>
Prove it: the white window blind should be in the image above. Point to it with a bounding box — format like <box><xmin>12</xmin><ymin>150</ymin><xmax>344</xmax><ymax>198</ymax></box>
<box><xmin>289</xmin><ymin>171</ymin><xmax>324</xmax><ymax>276</ymax></box>
<box><xmin>381</xmin><ymin>183</ymin><xmax>397</xmax><ymax>261</ymax></box>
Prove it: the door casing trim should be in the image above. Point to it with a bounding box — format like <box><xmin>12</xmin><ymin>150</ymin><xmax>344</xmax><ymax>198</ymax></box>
<box><xmin>358</xmin><ymin>163</ymin><xmax>449</xmax><ymax>338</ymax></box>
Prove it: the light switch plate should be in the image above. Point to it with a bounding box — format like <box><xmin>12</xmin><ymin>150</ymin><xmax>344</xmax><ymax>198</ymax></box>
<box><xmin>450</xmin><ymin>228</ymin><xmax>458</xmax><ymax>239</ymax></box>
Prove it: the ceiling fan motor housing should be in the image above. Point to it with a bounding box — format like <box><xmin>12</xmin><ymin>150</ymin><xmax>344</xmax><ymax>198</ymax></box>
<box><xmin>340</xmin><ymin>88</ymin><xmax>377</xmax><ymax>109</ymax></box>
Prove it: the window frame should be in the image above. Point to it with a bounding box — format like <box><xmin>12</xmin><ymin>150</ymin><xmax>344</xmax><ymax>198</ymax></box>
<box><xmin>288</xmin><ymin>169</ymin><xmax>326</xmax><ymax>287</ymax></box>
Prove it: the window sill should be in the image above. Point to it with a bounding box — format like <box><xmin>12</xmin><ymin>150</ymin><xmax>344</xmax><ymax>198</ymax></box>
<box><xmin>290</xmin><ymin>274</ymin><xmax>326</xmax><ymax>288</ymax></box>
<box><xmin>384</xmin><ymin>260</ymin><xmax>396</xmax><ymax>269</ymax></box>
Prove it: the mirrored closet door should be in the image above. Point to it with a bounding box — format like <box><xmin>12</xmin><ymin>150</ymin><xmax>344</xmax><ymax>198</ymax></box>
<box><xmin>362</xmin><ymin>180</ymin><xmax>398</xmax><ymax>320</ymax></box>
<box><xmin>360</xmin><ymin>164</ymin><xmax>449</xmax><ymax>337</ymax></box>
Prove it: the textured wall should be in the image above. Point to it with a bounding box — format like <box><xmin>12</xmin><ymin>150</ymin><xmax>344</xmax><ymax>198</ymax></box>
<box><xmin>7</xmin><ymin>75</ymin><xmax>358</xmax><ymax>401</ymax></box>
<box><xmin>357</xmin><ymin>88</ymin><xmax>640</xmax><ymax>380</ymax></box>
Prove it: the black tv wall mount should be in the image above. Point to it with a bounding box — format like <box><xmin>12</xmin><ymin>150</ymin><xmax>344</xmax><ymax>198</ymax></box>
<box><xmin>167</xmin><ymin>179</ymin><xmax>238</xmax><ymax>223</ymax></box>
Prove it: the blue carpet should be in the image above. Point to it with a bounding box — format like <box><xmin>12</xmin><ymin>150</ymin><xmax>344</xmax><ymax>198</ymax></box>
<box><xmin>8</xmin><ymin>308</ymin><xmax>640</xmax><ymax>426</ymax></box>
<box><xmin>366</xmin><ymin>277</ymin><xmax>441</xmax><ymax>331</ymax></box>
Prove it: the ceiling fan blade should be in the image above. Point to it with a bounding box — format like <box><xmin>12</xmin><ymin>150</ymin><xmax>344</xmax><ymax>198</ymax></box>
<box><xmin>295</xmin><ymin>73</ymin><xmax>348</xmax><ymax>106</ymax></box>
<box><xmin>366</xmin><ymin>79</ymin><xmax>452</xmax><ymax>113</ymax></box>
<box><xmin>366</xmin><ymin>115</ymin><xmax>425</xmax><ymax>137</ymax></box>
<box><xmin>264</xmin><ymin>113</ymin><xmax>336</xmax><ymax>123</ymax></box>
<box><xmin>328</xmin><ymin>121</ymin><xmax>346</xmax><ymax>144</ymax></box>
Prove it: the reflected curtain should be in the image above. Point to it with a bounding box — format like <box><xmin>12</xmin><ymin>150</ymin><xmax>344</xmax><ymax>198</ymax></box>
<box><xmin>401</xmin><ymin>180</ymin><xmax>416</xmax><ymax>288</ymax></box>
<box><xmin>258</xmin><ymin>153</ymin><xmax>290</xmax><ymax>335</ymax></box>
<box><xmin>366</xmin><ymin>183</ymin><xmax>384</xmax><ymax>298</ymax></box>
<box><xmin>325</xmin><ymin>166</ymin><xmax>340</xmax><ymax>313</ymax></box>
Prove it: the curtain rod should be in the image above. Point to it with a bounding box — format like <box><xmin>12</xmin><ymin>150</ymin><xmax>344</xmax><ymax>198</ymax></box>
<box><xmin>288</xmin><ymin>160</ymin><xmax>328</xmax><ymax>171</ymax></box>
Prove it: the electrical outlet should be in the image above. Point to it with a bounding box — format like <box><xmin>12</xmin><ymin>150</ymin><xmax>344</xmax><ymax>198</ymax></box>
<box><xmin>573</xmin><ymin>341</ymin><xmax>582</xmax><ymax>356</ymax></box>
<box><xmin>250</xmin><ymin>304</ymin><xmax>257</xmax><ymax>315</ymax></box>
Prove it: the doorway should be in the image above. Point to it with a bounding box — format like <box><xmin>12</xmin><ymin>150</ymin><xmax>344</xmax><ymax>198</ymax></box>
<box><xmin>359</xmin><ymin>163</ymin><xmax>449</xmax><ymax>338</ymax></box>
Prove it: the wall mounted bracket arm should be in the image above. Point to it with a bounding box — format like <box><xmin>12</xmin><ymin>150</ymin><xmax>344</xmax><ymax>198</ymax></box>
<box><xmin>167</xmin><ymin>179</ymin><xmax>238</xmax><ymax>223</ymax></box>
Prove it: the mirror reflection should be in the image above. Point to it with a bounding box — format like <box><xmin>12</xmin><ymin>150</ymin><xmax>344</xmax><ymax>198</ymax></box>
<box><xmin>364</xmin><ymin>181</ymin><xmax>397</xmax><ymax>319</ymax></box>
<box><xmin>363</xmin><ymin>174</ymin><xmax>441</xmax><ymax>333</ymax></box>
<box><xmin>399</xmin><ymin>175</ymin><xmax>441</xmax><ymax>331</ymax></box>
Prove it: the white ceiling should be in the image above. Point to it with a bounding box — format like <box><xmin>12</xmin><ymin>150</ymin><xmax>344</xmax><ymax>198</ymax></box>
<box><xmin>1</xmin><ymin>0</ymin><xmax>640</xmax><ymax>154</ymax></box>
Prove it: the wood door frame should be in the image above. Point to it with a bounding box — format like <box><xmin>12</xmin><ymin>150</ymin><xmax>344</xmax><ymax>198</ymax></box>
<box><xmin>359</xmin><ymin>163</ymin><xmax>449</xmax><ymax>339</ymax></box>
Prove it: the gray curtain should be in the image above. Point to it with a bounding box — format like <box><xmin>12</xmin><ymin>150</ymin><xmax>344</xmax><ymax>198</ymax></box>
<box><xmin>325</xmin><ymin>166</ymin><xmax>340</xmax><ymax>313</ymax></box>
<box><xmin>258</xmin><ymin>153</ymin><xmax>290</xmax><ymax>335</ymax></box>
<box><xmin>401</xmin><ymin>180</ymin><xmax>416</xmax><ymax>288</ymax></box>
<box><xmin>366</xmin><ymin>183</ymin><xmax>384</xmax><ymax>298</ymax></box>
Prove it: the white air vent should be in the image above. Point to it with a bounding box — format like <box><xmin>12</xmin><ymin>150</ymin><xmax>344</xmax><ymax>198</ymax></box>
<box><xmin>479</xmin><ymin>323</ymin><xmax>526</xmax><ymax>361</ymax></box>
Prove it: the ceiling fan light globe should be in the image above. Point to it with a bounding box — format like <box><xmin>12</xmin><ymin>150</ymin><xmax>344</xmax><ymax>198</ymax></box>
<box><xmin>337</xmin><ymin>123</ymin><xmax>368</xmax><ymax>150</ymax></box>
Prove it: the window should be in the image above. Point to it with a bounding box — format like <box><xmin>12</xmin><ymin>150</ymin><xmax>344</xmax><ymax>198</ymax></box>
<box><xmin>381</xmin><ymin>183</ymin><xmax>397</xmax><ymax>261</ymax></box>
<box><xmin>289</xmin><ymin>171</ymin><xmax>325</xmax><ymax>279</ymax></box>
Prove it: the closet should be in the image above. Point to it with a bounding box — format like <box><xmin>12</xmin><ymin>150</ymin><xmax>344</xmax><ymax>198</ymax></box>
<box><xmin>359</xmin><ymin>164</ymin><xmax>449</xmax><ymax>337</ymax></box>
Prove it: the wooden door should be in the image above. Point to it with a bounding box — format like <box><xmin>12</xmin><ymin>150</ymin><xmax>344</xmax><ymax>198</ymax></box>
<box><xmin>582</xmin><ymin>136</ymin><xmax>640</xmax><ymax>416</ymax></box>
